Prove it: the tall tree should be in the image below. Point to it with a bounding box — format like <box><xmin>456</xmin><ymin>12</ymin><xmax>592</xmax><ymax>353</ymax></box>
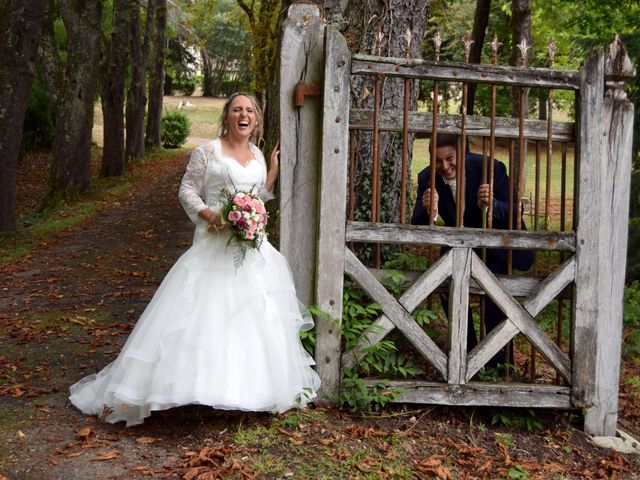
<box><xmin>126</xmin><ymin>0</ymin><xmax>151</xmax><ymax>161</ymax></box>
<box><xmin>39</xmin><ymin>0</ymin><xmax>104</xmax><ymax>204</ymax></box>
<box><xmin>328</xmin><ymin>0</ymin><xmax>431</xmax><ymax>231</ymax></box>
<box><xmin>236</xmin><ymin>0</ymin><xmax>280</xmax><ymax>108</ymax></box>
<box><xmin>145</xmin><ymin>0</ymin><xmax>167</xmax><ymax>148</ymax></box>
<box><xmin>101</xmin><ymin>0</ymin><xmax>132</xmax><ymax>177</ymax></box>
<box><xmin>0</xmin><ymin>0</ymin><xmax>47</xmax><ymax>231</ymax></box>
<box><xmin>467</xmin><ymin>0</ymin><xmax>492</xmax><ymax>115</ymax></box>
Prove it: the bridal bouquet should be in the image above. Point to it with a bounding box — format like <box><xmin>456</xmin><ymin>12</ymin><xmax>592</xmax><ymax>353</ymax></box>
<box><xmin>220</xmin><ymin>189</ymin><xmax>268</xmax><ymax>266</ymax></box>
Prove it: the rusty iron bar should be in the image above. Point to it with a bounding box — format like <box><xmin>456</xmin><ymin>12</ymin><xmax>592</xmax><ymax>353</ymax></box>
<box><xmin>545</xmin><ymin>104</ymin><xmax>553</xmax><ymax>231</ymax></box>
<box><xmin>507</xmin><ymin>139</ymin><xmax>515</xmax><ymax>275</ymax></box>
<box><xmin>482</xmin><ymin>138</ymin><xmax>488</xmax><ymax>229</ymax></box>
<box><xmin>457</xmin><ymin>33</ymin><xmax>473</xmax><ymax>227</ymax></box>
<box><xmin>554</xmin><ymin>144</ymin><xmax>569</xmax><ymax>384</ymax></box>
<box><xmin>529</xmin><ymin>139</ymin><xmax>542</xmax><ymax>380</ymax></box>
<box><xmin>400</xmin><ymin>31</ymin><xmax>412</xmax><ymax>224</ymax></box>
<box><xmin>348</xmin><ymin>134</ymin><xmax>357</xmax><ymax>222</ymax></box>
<box><xmin>429</xmin><ymin>81</ymin><xmax>439</xmax><ymax>226</ymax></box>
<box><xmin>534</xmin><ymin>140</ymin><xmax>541</xmax><ymax>231</ymax></box>
<box><xmin>487</xmin><ymin>35</ymin><xmax>501</xmax><ymax>230</ymax></box>
<box><xmin>516</xmin><ymin>88</ymin><xmax>526</xmax><ymax>232</ymax></box>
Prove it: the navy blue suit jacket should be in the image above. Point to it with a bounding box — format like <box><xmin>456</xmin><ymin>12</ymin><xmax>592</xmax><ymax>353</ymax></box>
<box><xmin>411</xmin><ymin>152</ymin><xmax>534</xmax><ymax>273</ymax></box>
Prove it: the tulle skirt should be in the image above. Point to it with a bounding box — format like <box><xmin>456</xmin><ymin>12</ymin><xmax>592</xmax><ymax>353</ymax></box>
<box><xmin>69</xmin><ymin>224</ymin><xmax>321</xmax><ymax>426</ymax></box>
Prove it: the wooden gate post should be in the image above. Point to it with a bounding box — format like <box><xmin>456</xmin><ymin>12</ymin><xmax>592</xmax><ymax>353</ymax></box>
<box><xmin>584</xmin><ymin>38</ymin><xmax>635</xmax><ymax>436</ymax></box>
<box><xmin>572</xmin><ymin>50</ymin><xmax>605</xmax><ymax>412</ymax></box>
<box><xmin>314</xmin><ymin>27</ymin><xmax>351</xmax><ymax>401</ymax></box>
<box><xmin>278</xmin><ymin>2</ymin><xmax>326</xmax><ymax>306</ymax></box>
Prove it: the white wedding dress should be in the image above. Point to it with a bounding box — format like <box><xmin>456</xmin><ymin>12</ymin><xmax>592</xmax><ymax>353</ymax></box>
<box><xmin>69</xmin><ymin>138</ymin><xmax>320</xmax><ymax>426</ymax></box>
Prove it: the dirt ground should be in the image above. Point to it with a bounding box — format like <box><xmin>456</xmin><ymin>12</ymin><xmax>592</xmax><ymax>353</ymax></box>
<box><xmin>1</xmin><ymin>151</ymin><xmax>639</xmax><ymax>479</ymax></box>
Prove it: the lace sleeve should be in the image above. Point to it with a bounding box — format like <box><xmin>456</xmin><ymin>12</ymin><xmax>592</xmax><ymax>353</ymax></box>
<box><xmin>178</xmin><ymin>147</ymin><xmax>208</xmax><ymax>223</ymax></box>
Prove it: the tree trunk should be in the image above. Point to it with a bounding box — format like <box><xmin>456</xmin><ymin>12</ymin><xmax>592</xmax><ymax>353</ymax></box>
<box><xmin>126</xmin><ymin>0</ymin><xmax>149</xmax><ymax>162</ymax></box>
<box><xmin>201</xmin><ymin>50</ymin><xmax>214</xmax><ymax>97</ymax></box>
<box><xmin>39</xmin><ymin>0</ymin><xmax>103</xmax><ymax>204</ymax></box>
<box><xmin>334</xmin><ymin>0</ymin><xmax>430</xmax><ymax>244</ymax></box>
<box><xmin>101</xmin><ymin>0</ymin><xmax>131</xmax><ymax>177</ymax></box>
<box><xmin>467</xmin><ymin>0</ymin><xmax>492</xmax><ymax>116</ymax></box>
<box><xmin>145</xmin><ymin>0</ymin><xmax>167</xmax><ymax>148</ymax></box>
<box><xmin>510</xmin><ymin>0</ymin><xmax>531</xmax><ymax>190</ymax></box>
<box><xmin>0</xmin><ymin>0</ymin><xmax>46</xmax><ymax>231</ymax></box>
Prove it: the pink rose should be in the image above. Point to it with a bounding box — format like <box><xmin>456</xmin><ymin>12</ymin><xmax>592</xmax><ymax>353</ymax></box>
<box><xmin>228</xmin><ymin>210</ymin><xmax>242</xmax><ymax>222</ymax></box>
<box><xmin>233</xmin><ymin>196</ymin><xmax>245</xmax><ymax>207</ymax></box>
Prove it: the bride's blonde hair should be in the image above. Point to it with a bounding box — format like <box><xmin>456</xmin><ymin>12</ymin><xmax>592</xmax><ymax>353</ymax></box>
<box><xmin>218</xmin><ymin>92</ymin><xmax>264</xmax><ymax>145</ymax></box>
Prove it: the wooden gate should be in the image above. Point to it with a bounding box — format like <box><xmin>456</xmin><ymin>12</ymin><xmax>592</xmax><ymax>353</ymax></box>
<box><xmin>278</xmin><ymin>3</ymin><xmax>635</xmax><ymax>436</ymax></box>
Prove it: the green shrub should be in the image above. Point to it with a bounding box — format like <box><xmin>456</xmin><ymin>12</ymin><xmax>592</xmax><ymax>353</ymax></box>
<box><xmin>173</xmin><ymin>75</ymin><xmax>196</xmax><ymax>96</ymax></box>
<box><xmin>161</xmin><ymin>110</ymin><xmax>190</xmax><ymax>148</ymax></box>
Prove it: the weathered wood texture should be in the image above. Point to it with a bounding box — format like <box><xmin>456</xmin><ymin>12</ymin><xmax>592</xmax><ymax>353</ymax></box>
<box><xmin>471</xmin><ymin>253</ymin><xmax>571</xmax><ymax>382</ymax></box>
<box><xmin>279</xmin><ymin>3</ymin><xmax>325</xmax><ymax>306</ymax></box>
<box><xmin>314</xmin><ymin>26</ymin><xmax>350</xmax><ymax>401</ymax></box>
<box><xmin>344</xmin><ymin>248</ymin><xmax>448</xmax><ymax>378</ymax></box>
<box><xmin>350</xmin><ymin>109</ymin><xmax>575</xmax><ymax>142</ymax></box>
<box><xmin>342</xmin><ymin>250</ymin><xmax>454</xmax><ymax>370</ymax></box>
<box><xmin>346</xmin><ymin>221</ymin><xmax>575</xmax><ymax>251</ymax></box>
<box><xmin>368</xmin><ymin>267</ymin><xmax>545</xmax><ymax>297</ymax></box>
<box><xmin>351</xmin><ymin>56</ymin><xmax>580</xmax><ymax>89</ymax></box>
<box><xmin>361</xmin><ymin>380</ymin><xmax>572</xmax><ymax>408</ymax></box>
<box><xmin>572</xmin><ymin>52</ymin><xmax>604</xmax><ymax>409</ymax></box>
<box><xmin>583</xmin><ymin>45</ymin><xmax>635</xmax><ymax>436</ymax></box>
<box><xmin>448</xmin><ymin>248</ymin><xmax>471</xmax><ymax>384</ymax></box>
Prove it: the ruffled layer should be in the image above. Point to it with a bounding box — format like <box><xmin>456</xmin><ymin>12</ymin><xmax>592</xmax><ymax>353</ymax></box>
<box><xmin>69</xmin><ymin>235</ymin><xmax>320</xmax><ymax>426</ymax></box>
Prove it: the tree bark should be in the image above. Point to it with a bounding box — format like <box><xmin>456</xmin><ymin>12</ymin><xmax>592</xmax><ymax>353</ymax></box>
<box><xmin>101</xmin><ymin>0</ymin><xmax>131</xmax><ymax>177</ymax></box>
<box><xmin>0</xmin><ymin>0</ymin><xmax>46</xmax><ymax>231</ymax></box>
<box><xmin>467</xmin><ymin>0</ymin><xmax>492</xmax><ymax>116</ymax></box>
<box><xmin>126</xmin><ymin>0</ymin><xmax>149</xmax><ymax>162</ymax></box>
<box><xmin>201</xmin><ymin>49</ymin><xmax>214</xmax><ymax>97</ymax></box>
<box><xmin>39</xmin><ymin>0</ymin><xmax>103</xmax><ymax>204</ymax></box>
<box><xmin>145</xmin><ymin>0</ymin><xmax>167</xmax><ymax>148</ymax></box>
<box><xmin>334</xmin><ymin>0</ymin><xmax>430</xmax><ymax>236</ymax></box>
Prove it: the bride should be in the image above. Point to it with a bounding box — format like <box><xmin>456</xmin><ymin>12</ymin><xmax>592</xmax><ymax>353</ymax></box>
<box><xmin>69</xmin><ymin>93</ymin><xmax>321</xmax><ymax>426</ymax></box>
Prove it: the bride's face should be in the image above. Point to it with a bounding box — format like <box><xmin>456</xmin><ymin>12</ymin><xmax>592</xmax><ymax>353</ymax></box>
<box><xmin>225</xmin><ymin>95</ymin><xmax>257</xmax><ymax>140</ymax></box>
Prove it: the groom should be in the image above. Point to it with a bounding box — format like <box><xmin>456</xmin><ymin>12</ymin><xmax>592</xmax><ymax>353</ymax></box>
<box><xmin>411</xmin><ymin>133</ymin><xmax>534</xmax><ymax>369</ymax></box>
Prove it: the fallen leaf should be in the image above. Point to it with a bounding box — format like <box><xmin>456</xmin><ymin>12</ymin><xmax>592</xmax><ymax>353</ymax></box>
<box><xmin>90</xmin><ymin>450</ymin><xmax>122</xmax><ymax>461</ymax></box>
<box><xmin>136</xmin><ymin>436</ymin><xmax>157</xmax><ymax>444</ymax></box>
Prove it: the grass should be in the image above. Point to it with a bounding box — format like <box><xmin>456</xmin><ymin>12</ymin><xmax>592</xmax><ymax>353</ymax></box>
<box><xmin>0</xmin><ymin>147</ymin><xmax>190</xmax><ymax>268</ymax></box>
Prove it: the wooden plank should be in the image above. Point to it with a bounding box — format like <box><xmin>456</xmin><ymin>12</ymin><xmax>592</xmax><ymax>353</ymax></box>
<box><xmin>471</xmin><ymin>253</ymin><xmax>572</xmax><ymax>382</ymax></box>
<box><xmin>344</xmin><ymin>247</ymin><xmax>448</xmax><ymax>378</ymax></box>
<box><xmin>360</xmin><ymin>380</ymin><xmax>572</xmax><ymax>409</ymax></box>
<box><xmin>346</xmin><ymin>221</ymin><xmax>576</xmax><ymax>252</ymax></box>
<box><xmin>584</xmin><ymin>51</ymin><xmax>634</xmax><ymax>435</ymax></box>
<box><xmin>341</xmin><ymin>250</ymin><xmax>454</xmax><ymax>370</ymax></box>
<box><xmin>369</xmin><ymin>268</ymin><xmax>545</xmax><ymax>297</ymax></box>
<box><xmin>521</xmin><ymin>257</ymin><xmax>575</xmax><ymax>317</ymax></box>
<box><xmin>350</xmin><ymin>109</ymin><xmax>575</xmax><ymax>142</ymax></box>
<box><xmin>314</xmin><ymin>26</ymin><xmax>351</xmax><ymax>401</ymax></box>
<box><xmin>351</xmin><ymin>56</ymin><xmax>580</xmax><ymax>90</ymax></box>
<box><xmin>466</xmin><ymin>257</ymin><xmax>576</xmax><ymax>380</ymax></box>
<box><xmin>572</xmin><ymin>51</ymin><xmax>605</xmax><ymax>411</ymax></box>
<box><xmin>448</xmin><ymin>248</ymin><xmax>471</xmax><ymax>384</ymax></box>
<box><xmin>278</xmin><ymin>3</ymin><xmax>325</xmax><ymax>306</ymax></box>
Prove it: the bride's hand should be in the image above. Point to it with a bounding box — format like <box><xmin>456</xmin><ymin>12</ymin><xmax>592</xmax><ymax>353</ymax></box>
<box><xmin>269</xmin><ymin>140</ymin><xmax>280</xmax><ymax>174</ymax></box>
<box><xmin>199</xmin><ymin>208</ymin><xmax>228</xmax><ymax>232</ymax></box>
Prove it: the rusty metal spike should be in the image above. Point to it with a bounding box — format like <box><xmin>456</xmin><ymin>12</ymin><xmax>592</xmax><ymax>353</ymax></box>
<box><xmin>547</xmin><ymin>41</ymin><xmax>557</xmax><ymax>67</ymax></box>
<box><xmin>489</xmin><ymin>34</ymin><xmax>502</xmax><ymax>65</ymax></box>
<box><xmin>403</xmin><ymin>27</ymin><xmax>412</xmax><ymax>58</ymax></box>
<box><xmin>375</xmin><ymin>25</ymin><xmax>383</xmax><ymax>56</ymax></box>
<box><xmin>433</xmin><ymin>31</ymin><xmax>442</xmax><ymax>62</ymax></box>
<box><xmin>461</xmin><ymin>32</ymin><xmax>474</xmax><ymax>62</ymax></box>
<box><xmin>516</xmin><ymin>38</ymin><xmax>531</xmax><ymax>67</ymax></box>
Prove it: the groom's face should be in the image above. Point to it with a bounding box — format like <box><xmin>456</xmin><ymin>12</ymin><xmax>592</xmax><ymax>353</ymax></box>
<box><xmin>434</xmin><ymin>145</ymin><xmax>457</xmax><ymax>180</ymax></box>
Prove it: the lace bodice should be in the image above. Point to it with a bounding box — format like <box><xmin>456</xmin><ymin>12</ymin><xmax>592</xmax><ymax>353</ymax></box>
<box><xmin>179</xmin><ymin>138</ymin><xmax>272</xmax><ymax>223</ymax></box>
